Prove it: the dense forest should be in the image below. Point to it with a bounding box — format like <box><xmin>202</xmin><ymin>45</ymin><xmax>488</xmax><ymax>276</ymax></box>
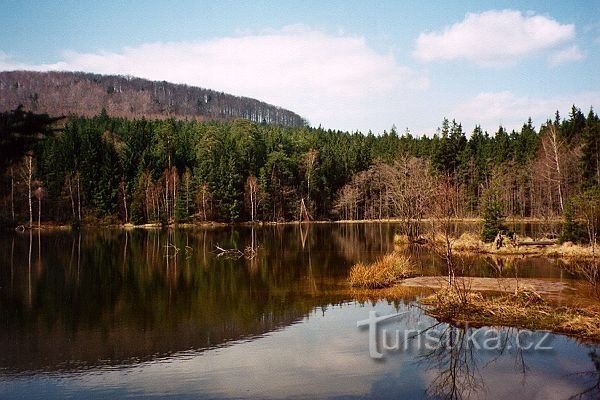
<box><xmin>0</xmin><ymin>71</ymin><xmax>306</xmax><ymax>127</ymax></box>
<box><xmin>0</xmin><ymin>104</ymin><xmax>599</xmax><ymax>235</ymax></box>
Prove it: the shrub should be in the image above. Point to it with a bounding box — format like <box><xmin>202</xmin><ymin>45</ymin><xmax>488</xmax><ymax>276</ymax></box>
<box><xmin>560</xmin><ymin>202</ymin><xmax>586</xmax><ymax>243</ymax></box>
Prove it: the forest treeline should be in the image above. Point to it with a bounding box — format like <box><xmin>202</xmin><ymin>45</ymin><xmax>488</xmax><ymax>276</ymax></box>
<box><xmin>0</xmin><ymin>71</ymin><xmax>306</xmax><ymax>127</ymax></box>
<box><xmin>0</xmin><ymin>104</ymin><xmax>599</xmax><ymax>229</ymax></box>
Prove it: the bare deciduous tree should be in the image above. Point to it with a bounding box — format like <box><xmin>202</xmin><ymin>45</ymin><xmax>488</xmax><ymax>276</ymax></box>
<box><xmin>537</xmin><ymin>124</ymin><xmax>567</xmax><ymax>213</ymax></box>
<box><xmin>385</xmin><ymin>157</ymin><xmax>436</xmax><ymax>240</ymax></box>
<box><xmin>20</xmin><ymin>154</ymin><xmax>34</xmax><ymax>228</ymax></box>
<box><xmin>245</xmin><ymin>175</ymin><xmax>261</xmax><ymax>222</ymax></box>
<box><xmin>33</xmin><ymin>181</ymin><xmax>45</xmax><ymax>229</ymax></box>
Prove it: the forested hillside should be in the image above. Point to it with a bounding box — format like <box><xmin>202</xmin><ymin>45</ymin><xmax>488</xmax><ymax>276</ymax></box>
<box><xmin>0</xmin><ymin>71</ymin><xmax>306</xmax><ymax>127</ymax></box>
<box><xmin>0</xmin><ymin>105</ymin><xmax>598</xmax><ymax>228</ymax></box>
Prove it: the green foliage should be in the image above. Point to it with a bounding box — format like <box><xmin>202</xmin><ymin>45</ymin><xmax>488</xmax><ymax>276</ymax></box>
<box><xmin>6</xmin><ymin>104</ymin><xmax>595</xmax><ymax>225</ymax></box>
<box><xmin>175</xmin><ymin>168</ymin><xmax>195</xmax><ymax>223</ymax></box>
<box><xmin>560</xmin><ymin>202</ymin><xmax>586</xmax><ymax>243</ymax></box>
<box><xmin>481</xmin><ymin>188</ymin><xmax>508</xmax><ymax>242</ymax></box>
<box><xmin>570</xmin><ymin>188</ymin><xmax>600</xmax><ymax>244</ymax></box>
<box><xmin>581</xmin><ymin>108</ymin><xmax>600</xmax><ymax>188</ymax></box>
<box><xmin>129</xmin><ymin>173</ymin><xmax>147</xmax><ymax>225</ymax></box>
<box><xmin>0</xmin><ymin>106</ymin><xmax>63</xmax><ymax>169</ymax></box>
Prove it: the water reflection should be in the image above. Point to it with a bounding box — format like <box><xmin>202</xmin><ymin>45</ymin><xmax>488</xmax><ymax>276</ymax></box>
<box><xmin>0</xmin><ymin>224</ymin><xmax>598</xmax><ymax>399</ymax></box>
<box><xmin>575</xmin><ymin>349</ymin><xmax>600</xmax><ymax>399</ymax></box>
<box><xmin>1</xmin><ymin>225</ymin><xmax>393</xmax><ymax>373</ymax></box>
<box><xmin>420</xmin><ymin>324</ymin><xmax>485</xmax><ymax>399</ymax></box>
<box><xmin>2</xmin><ymin>302</ymin><xmax>597</xmax><ymax>399</ymax></box>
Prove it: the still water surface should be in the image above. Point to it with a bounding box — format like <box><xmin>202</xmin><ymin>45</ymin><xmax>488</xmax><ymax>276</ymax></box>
<box><xmin>0</xmin><ymin>223</ymin><xmax>598</xmax><ymax>399</ymax></box>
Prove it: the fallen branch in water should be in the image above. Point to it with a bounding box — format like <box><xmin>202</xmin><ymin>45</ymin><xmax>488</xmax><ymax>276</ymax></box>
<box><xmin>214</xmin><ymin>244</ymin><xmax>259</xmax><ymax>259</ymax></box>
<box><xmin>215</xmin><ymin>244</ymin><xmax>244</xmax><ymax>259</ymax></box>
<box><xmin>164</xmin><ymin>243</ymin><xmax>180</xmax><ymax>251</ymax></box>
<box><xmin>243</xmin><ymin>246</ymin><xmax>258</xmax><ymax>259</ymax></box>
<box><xmin>163</xmin><ymin>242</ymin><xmax>180</xmax><ymax>258</ymax></box>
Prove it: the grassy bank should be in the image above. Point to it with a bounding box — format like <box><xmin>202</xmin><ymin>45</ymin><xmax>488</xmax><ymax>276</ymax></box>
<box><xmin>4</xmin><ymin>216</ymin><xmax>566</xmax><ymax>232</ymax></box>
<box><xmin>347</xmin><ymin>250</ymin><xmax>600</xmax><ymax>341</ymax></box>
<box><xmin>395</xmin><ymin>232</ymin><xmax>600</xmax><ymax>258</ymax></box>
<box><xmin>421</xmin><ymin>288</ymin><xmax>600</xmax><ymax>341</ymax></box>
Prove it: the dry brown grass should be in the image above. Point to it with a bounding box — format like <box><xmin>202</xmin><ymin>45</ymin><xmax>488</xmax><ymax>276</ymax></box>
<box><xmin>348</xmin><ymin>252</ymin><xmax>414</xmax><ymax>289</ymax></box>
<box><xmin>421</xmin><ymin>288</ymin><xmax>600</xmax><ymax>340</ymax></box>
<box><xmin>350</xmin><ymin>285</ymin><xmax>435</xmax><ymax>304</ymax></box>
<box><xmin>545</xmin><ymin>242</ymin><xmax>599</xmax><ymax>258</ymax></box>
<box><xmin>393</xmin><ymin>234</ymin><xmax>411</xmax><ymax>244</ymax></box>
<box><xmin>452</xmin><ymin>232</ymin><xmax>483</xmax><ymax>252</ymax></box>
<box><xmin>396</xmin><ymin>230</ymin><xmax>600</xmax><ymax>259</ymax></box>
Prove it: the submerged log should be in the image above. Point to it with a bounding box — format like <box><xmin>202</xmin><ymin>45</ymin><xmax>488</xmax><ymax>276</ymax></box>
<box><xmin>410</xmin><ymin>237</ymin><xmax>428</xmax><ymax>245</ymax></box>
<box><xmin>517</xmin><ymin>241</ymin><xmax>556</xmax><ymax>247</ymax></box>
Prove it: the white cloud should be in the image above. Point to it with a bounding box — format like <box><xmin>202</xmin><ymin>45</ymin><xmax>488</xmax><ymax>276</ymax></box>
<box><xmin>548</xmin><ymin>45</ymin><xmax>585</xmax><ymax>65</ymax></box>
<box><xmin>414</xmin><ymin>10</ymin><xmax>575</xmax><ymax>66</ymax></box>
<box><xmin>453</xmin><ymin>90</ymin><xmax>600</xmax><ymax>132</ymax></box>
<box><xmin>0</xmin><ymin>51</ymin><xmax>35</xmax><ymax>70</ymax></box>
<box><xmin>0</xmin><ymin>25</ymin><xmax>428</xmax><ymax>132</ymax></box>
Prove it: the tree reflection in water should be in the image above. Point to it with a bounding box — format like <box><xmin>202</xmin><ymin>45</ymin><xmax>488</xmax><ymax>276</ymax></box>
<box><xmin>569</xmin><ymin>349</ymin><xmax>600</xmax><ymax>400</ymax></box>
<box><xmin>418</xmin><ymin>324</ymin><xmax>485</xmax><ymax>400</ymax></box>
<box><xmin>416</xmin><ymin>324</ymin><xmax>542</xmax><ymax>400</ymax></box>
<box><xmin>0</xmin><ymin>224</ymin><xmax>598</xmax><ymax>399</ymax></box>
<box><xmin>0</xmin><ymin>226</ymin><xmax>360</xmax><ymax>373</ymax></box>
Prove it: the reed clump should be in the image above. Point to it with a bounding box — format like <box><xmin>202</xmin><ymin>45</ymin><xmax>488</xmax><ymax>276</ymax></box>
<box><xmin>349</xmin><ymin>252</ymin><xmax>414</xmax><ymax>289</ymax></box>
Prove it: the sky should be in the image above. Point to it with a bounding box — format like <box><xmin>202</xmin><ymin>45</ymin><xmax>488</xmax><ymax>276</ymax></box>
<box><xmin>1</xmin><ymin>0</ymin><xmax>599</xmax><ymax>135</ymax></box>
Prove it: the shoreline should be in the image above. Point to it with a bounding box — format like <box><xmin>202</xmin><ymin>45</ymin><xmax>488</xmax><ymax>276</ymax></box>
<box><xmin>394</xmin><ymin>232</ymin><xmax>600</xmax><ymax>259</ymax></box>
<box><xmin>4</xmin><ymin>216</ymin><xmax>564</xmax><ymax>230</ymax></box>
<box><xmin>6</xmin><ymin>219</ymin><xmax>597</xmax><ymax>259</ymax></box>
<box><xmin>353</xmin><ymin>278</ymin><xmax>600</xmax><ymax>343</ymax></box>
<box><xmin>421</xmin><ymin>288</ymin><xmax>600</xmax><ymax>342</ymax></box>
<box><xmin>348</xmin><ymin>250</ymin><xmax>600</xmax><ymax>342</ymax></box>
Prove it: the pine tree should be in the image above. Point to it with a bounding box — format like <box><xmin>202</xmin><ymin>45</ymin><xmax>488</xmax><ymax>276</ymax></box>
<box><xmin>130</xmin><ymin>172</ymin><xmax>148</xmax><ymax>224</ymax></box>
<box><xmin>175</xmin><ymin>168</ymin><xmax>195</xmax><ymax>222</ymax></box>
<box><xmin>481</xmin><ymin>186</ymin><xmax>508</xmax><ymax>242</ymax></box>
<box><xmin>582</xmin><ymin>108</ymin><xmax>600</xmax><ymax>188</ymax></box>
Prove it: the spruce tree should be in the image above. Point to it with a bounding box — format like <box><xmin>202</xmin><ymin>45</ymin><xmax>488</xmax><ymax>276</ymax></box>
<box><xmin>582</xmin><ymin>108</ymin><xmax>600</xmax><ymax>188</ymax></box>
<box><xmin>481</xmin><ymin>187</ymin><xmax>507</xmax><ymax>242</ymax></box>
<box><xmin>560</xmin><ymin>202</ymin><xmax>585</xmax><ymax>243</ymax></box>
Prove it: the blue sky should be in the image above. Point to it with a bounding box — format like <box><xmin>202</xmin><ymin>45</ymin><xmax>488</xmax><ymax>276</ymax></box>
<box><xmin>1</xmin><ymin>0</ymin><xmax>599</xmax><ymax>135</ymax></box>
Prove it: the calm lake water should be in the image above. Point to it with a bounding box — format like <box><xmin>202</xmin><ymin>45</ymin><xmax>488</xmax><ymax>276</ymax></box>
<box><xmin>0</xmin><ymin>223</ymin><xmax>599</xmax><ymax>399</ymax></box>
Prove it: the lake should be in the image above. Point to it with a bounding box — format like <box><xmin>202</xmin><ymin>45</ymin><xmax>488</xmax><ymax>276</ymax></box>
<box><xmin>0</xmin><ymin>223</ymin><xmax>599</xmax><ymax>399</ymax></box>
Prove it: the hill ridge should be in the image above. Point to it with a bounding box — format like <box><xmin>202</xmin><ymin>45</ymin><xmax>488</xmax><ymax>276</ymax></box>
<box><xmin>0</xmin><ymin>70</ymin><xmax>306</xmax><ymax>127</ymax></box>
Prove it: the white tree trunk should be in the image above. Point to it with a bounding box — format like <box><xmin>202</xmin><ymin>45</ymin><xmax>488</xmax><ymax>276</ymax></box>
<box><xmin>549</xmin><ymin>126</ymin><xmax>564</xmax><ymax>213</ymax></box>
<box><xmin>76</xmin><ymin>173</ymin><xmax>82</xmax><ymax>223</ymax></box>
<box><xmin>10</xmin><ymin>166</ymin><xmax>15</xmax><ymax>223</ymax></box>
<box><xmin>123</xmin><ymin>183</ymin><xmax>128</xmax><ymax>223</ymax></box>
<box><xmin>68</xmin><ymin>173</ymin><xmax>75</xmax><ymax>221</ymax></box>
<box><xmin>27</xmin><ymin>156</ymin><xmax>33</xmax><ymax>228</ymax></box>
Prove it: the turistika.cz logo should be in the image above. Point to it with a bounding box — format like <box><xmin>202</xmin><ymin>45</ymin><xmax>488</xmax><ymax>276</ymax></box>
<box><xmin>357</xmin><ymin>310</ymin><xmax>553</xmax><ymax>359</ymax></box>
